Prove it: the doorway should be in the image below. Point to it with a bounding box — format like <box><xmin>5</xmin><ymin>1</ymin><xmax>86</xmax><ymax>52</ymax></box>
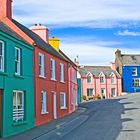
<box><xmin>0</xmin><ymin>89</ymin><xmax>2</xmax><ymax>136</ymax></box>
<box><xmin>53</xmin><ymin>93</ymin><xmax>57</xmax><ymax>119</ymax></box>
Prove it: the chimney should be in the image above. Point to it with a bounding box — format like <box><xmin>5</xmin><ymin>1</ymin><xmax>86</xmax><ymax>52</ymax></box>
<box><xmin>0</xmin><ymin>0</ymin><xmax>12</xmax><ymax>20</ymax></box>
<box><xmin>49</xmin><ymin>37</ymin><xmax>60</xmax><ymax>52</ymax></box>
<box><xmin>115</xmin><ymin>49</ymin><xmax>121</xmax><ymax>58</ymax></box>
<box><xmin>30</xmin><ymin>24</ymin><xmax>49</xmax><ymax>43</ymax></box>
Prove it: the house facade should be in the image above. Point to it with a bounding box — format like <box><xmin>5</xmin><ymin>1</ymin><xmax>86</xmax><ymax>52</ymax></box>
<box><xmin>0</xmin><ymin>0</ymin><xmax>76</xmax><ymax>137</ymax></box>
<box><xmin>49</xmin><ymin>39</ymin><xmax>78</xmax><ymax>114</ymax></box>
<box><xmin>78</xmin><ymin>66</ymin><xmax>122</xmax><ymax>100</ymax></box>
<box><xmin>0</xmin><ymin>23</ymin><xmax>34</xmax><ymax>137</ymax></box>
<box><xmin>115</xmin><ymin>49</ymin><xmax>140</xmax><ymax>93</ymax></box>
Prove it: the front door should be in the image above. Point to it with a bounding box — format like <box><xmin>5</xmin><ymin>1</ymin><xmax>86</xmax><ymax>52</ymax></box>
<box><xmin>0</xmin><ymin>90</ymin><xmax>2</xmax><ymax>136</ymax></box>
<box><xmin>53</xmin><ymin>93</ymin><xmax>57</xmax><ymax>119</ymax></box>
<box><xmin>111</xmin><ymin>88</ymin><xmax>116</xmax><ymax>97</ymax></box>
<box><xmin>101</xmin><ymin>88</ymin><xmax>106</xmax><ymax>99</ymax></box>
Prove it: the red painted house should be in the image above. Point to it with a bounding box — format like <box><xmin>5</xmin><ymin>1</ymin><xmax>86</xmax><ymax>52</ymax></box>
<box><xmin>12</xmin><ymin>22</ymin><xmax>70</xmax><ymax>126</ymax></box>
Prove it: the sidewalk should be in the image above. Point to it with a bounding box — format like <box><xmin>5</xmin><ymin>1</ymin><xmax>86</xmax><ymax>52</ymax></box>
<box><xmin>1</xmin><ymin>107</ymin><xmax>86</xmax><ymax>140</ymax></box>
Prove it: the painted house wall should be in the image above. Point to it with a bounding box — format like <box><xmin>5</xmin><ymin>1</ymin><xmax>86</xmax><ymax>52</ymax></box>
<box><xmin>0</xmin><ymin>32</ymin><xmax>34</xmax><ymax>137</ymax></box>
<box><xmin>34</xmin><ymin>46</ymin><xmax>69</xmax><ymax>126</ymax></box>
<box><xmin>68</xmin><ymin>65</ymin><xmax>78</xmax><ymax>114</ymax></box>
<box><xmin>122</xmin><ymin>66</ymin><xmax>140</xmax><ymax>92</ymax></box>
<box><xmin>77</xmin><ymin>78</ymin><xmax>81</xmax><ymax>103</ymax></box>
<box><xmin>81</xmin><ymin>75</ymin><xmax>122</xmax><ymax>99</ymax></box>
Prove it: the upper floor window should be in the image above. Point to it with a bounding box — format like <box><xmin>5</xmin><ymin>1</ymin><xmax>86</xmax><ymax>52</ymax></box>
<box><xmin>111</xmin><ymin>77</ymin><xmax>115</xmax><ymax>84</ymax></box>
<box><xmin>0</xmin><ymin>41</ymin><xmax>4</xmax><ymax>72</ymax></box>
<box><xmin>41</xmin><ymin>91</ymin><xmax>47</xmax><ymax>114</ymax></box>
<box><xmin>60</xmin><ymin>63</ymin><xmax>64</xmax><ymax>82</ymax></box>
<box><xmin>87</xmin><ymin>76</ymin><xmax>92</xmax><ymax>83</ymax></box>
<box><xmin>50</xmin><ymin>58</ymin><xmax>55</xmax><ymax>80</ymax></box>
<box><xmin>133</xmin><ymin>78</ymin><xmax>140</xmax><ymax>87</ymax></box>
<box><xmin>132</xmin><ymin>68</ymin><xmax>137</xmax><ymax>76</ymax></box>
<box><xmin>13</xmin><ymin>90</ymin><xmax>24</xmax><ymax>122</ymax></box>
<box><xmin>39</xmin><ymin>53</ymin><xmax>45</xmax><ymax>77</ymax></box>
<box><xmin>15</xmin><ymin>47</ymin><xmax>21</xmax><ymax>75</ymax></box>
<box><xmin>100</xmin><ymin>76</ymin><xmax>105</xmax><ymax>83</ymax></box>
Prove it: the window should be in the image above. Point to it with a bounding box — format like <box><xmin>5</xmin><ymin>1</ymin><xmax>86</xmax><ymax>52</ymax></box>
<box><xmin>60</xmin><ymin>92</ymin><xmax>66</xmax><ymax>109</ymax></box>
<box><xmin>132</xmin><ymin>68</ymin><xmax>137</xmax><ymax>76</ymax></box>
<box><xmin>87</xmin><ymin>88</ymin><xmax>93</xmax><ymax>96</ymax></box>
<box><xmin>100</xmin><ymin>76</ymin><xmax>105</xmax><ymax>83</ymax></box>
<box><xmin>133</xmin><ymin>78</ymin><xmax>140</xmax><ymax>87</ymax></box>
<box><xmin>87</xmin><ymin>76</ymin><xmax>92</xmax><ymax>83</ymax></box>
<box><xmin>60</xmin><ymin>63</ymin><xmax>64</xmax><ymax>82</ymax></box>
<box><xmin>13</xmin><ymin>90</ymin><xmax>24</xmax><ymax>122</ymax></box>
<box><xmin>111</xmin><ymin>77</ymin><xmax>115</xmax><ymax>84</ymax></box>
<box><xmin>41</xmin><ymin>91</ymin><xmax>47</xmax><ymax>114</ymax></box>
<box><xmin>39</xmin><ymin>53</ymin><xmax>45</xmax><ymax>77</ymax></box>
<box><xmin>15</xmin><ymin>47</ymin><xmax>21</xmax><ymax>75</ymax></box>
<box><xmin>50</xmin><ymin>59</ymin><xmax>55</xmax><ymax>80</ymax></box>
<box><xmin>0</xmin><ymin>41</ymin><xmax>4</xmax><ymax>72</ymax></box>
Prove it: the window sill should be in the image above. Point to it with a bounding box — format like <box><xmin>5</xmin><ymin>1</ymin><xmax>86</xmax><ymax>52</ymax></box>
<box><xmin>60</xmin><ymin>107</ymin><xmax>67</xmax><ymax>110</ymax></box>
<box><xmin>39</xmin><ymin>75</ymin><xmax>46</xmax><ymax>79</ymax></box>
<box><xmin>12</xmin><ymin>121</ymin><xmax>28</xmax><ymax>126</ymax></box>
<box><xmin>60</xmin><ymin>81</ymin><xmax>65</xmax><ymax>84</ymax></box>
<box><xmin>0</xmin><ymin>71</ymin><xmax>7</xmax><ymax>76</ymax></box>
<box><xmin>41</xmin><ymin>112</ymin><xmax>49</xmax><ymax>115</ymax></box>
<box><xmin>14</xmin><ymin>74</ymin><xmax>24</xmax><ymax>79</ymax></box>
<box><xmin>51</xmin><ymin>78</ymin><xmax>56</xmax><ymax>81</ymax></box>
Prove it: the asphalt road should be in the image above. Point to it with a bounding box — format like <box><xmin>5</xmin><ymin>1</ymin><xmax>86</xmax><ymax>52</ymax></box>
<box><xmin>35</xmin><ymin>93</ymin><xmax>140</xmax><ymax>140</ymax></box>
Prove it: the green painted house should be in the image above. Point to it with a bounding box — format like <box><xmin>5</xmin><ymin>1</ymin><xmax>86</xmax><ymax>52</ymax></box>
<box><xmin>0</xmin><ymin>22</ymin><xmax>34</xmax><ymax>138</ymax></box>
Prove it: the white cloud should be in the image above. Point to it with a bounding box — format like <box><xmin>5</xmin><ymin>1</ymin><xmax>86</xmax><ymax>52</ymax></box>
<box><xmin>115</xmin><ymin>30</ymin><xmax>140</xmax><ymax>36</ymax></box>
<box><xmin>12</xmin><ymin>0</ymin><xmax>140</xmax><ymax>28</ymax></box>
<box><xmin>59</xmin><ymin>40</ymin><xmax>140</xmax><ymax>65</ymax></box>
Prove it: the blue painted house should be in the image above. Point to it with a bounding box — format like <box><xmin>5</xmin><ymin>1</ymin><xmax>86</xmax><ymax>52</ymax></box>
<box><xmin>115</xmin><ymin>49</ymin><xmax>140</xmax><ymax>93</ymax></box>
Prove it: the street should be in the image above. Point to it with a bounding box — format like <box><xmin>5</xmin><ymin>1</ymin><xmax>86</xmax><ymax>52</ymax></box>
<box><xmin>4</xmin><ymin>93</ymin><xmax>140</xmax><ymax>140</ymax></box>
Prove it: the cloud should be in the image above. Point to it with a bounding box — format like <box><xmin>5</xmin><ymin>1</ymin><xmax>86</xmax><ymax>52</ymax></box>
<box><xmin>59</xmin><ymin>38</ymin><xmax>140</xmax><ymax>65</ymax></box>
<box><xmin>12</xmin><ymin>0</ymin><xmax>140</xmax><ymax>28</ymax></box>
<box><xmin>115</xmin><ymin>30</ymin><xmax>140</xmax><ymax>36</ymax></box>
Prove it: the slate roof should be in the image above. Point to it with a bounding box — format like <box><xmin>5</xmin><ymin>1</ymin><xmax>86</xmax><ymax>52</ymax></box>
<box><xmin>121</xmin><ymin>55</ymin><xmax>140</xmax><ymax>65</ymax></box>
<box><xmin>0</xmin><ymin>21</ymin><xmax>30</xmax><ymax>45</ymax></box>
<box><xmin>12</xmin><ymin>19</ymin><xmax>65</xmax><ymax>60</ymax></box>
<box><xmin>78</xmin><ymin>66</ymin><xmax>120</xmax><ymax>77</ymax></box>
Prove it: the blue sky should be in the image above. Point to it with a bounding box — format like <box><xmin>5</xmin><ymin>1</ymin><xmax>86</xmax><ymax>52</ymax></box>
<box><xmin>12</xmin><ymin>0</ymin><xmax>140</xmax><ymax>65</ymax></box>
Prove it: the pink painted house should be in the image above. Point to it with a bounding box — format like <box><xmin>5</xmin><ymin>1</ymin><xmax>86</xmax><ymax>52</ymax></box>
<box><xmin>78</xmin><ymin>66</ymin><xmax>122</xmax><ymax>100</ymax></box>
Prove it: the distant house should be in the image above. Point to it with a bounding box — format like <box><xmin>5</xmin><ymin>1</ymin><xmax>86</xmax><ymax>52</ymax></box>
<box><xmin>115</xmin><ymin>49</ymin><xmax>140</xmax><ymax>93</ymax></box>
<box><xmin>78</xmin><ymin>66</ymin><xmax>122</xmax><ymax>100</ymax></box>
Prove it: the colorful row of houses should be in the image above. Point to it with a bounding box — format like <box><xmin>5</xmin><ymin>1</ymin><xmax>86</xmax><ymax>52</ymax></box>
<box><xmin>0</xmin><ymin>0</ymin><xmax>78</xmax><ymax>137</ymax></box>
<box><xmin>77</xmin><ymin>49</ymin><xmax>140</xmax><ymax>102</ymax></box>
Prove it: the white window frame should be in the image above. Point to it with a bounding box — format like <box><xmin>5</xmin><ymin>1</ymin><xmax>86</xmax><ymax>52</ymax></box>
<box><xmin>50</xmin><ymin>58</ymin><xmax>55</xmax><ymax>80</ymax></box>
<box><xmin>60</xmin><ymin>63</ymin><xmax>64</xmax><ymax>82</ymax></box>
<box><xmin>132</xmin><ymin>68</ymin><xmax>137</xmax><ymax>76</ymax></box>
<box><xmin>15</xmin><ymin>47</ymin><xmax>21</xmax><ymax>75</ymax></box>
<box><xmin>60</xmin><ymin>92</ymin><xmax>66</xmax><ymax>109</ymax></box>
<box><xmin>87</xmin><ymin>88</ymin><xmax>94</xmax><ymax>96</ymax></box>
<box><xmin>111</xmin><ymin>76</ymin><xmax>115</xmax><ymax>84</ymax></box>
<box><xmin>133</xmin><ymin>78</ymin><xmax>140</xmax><ymax>87</ymax></box>
<box><xmin>39</xmin><ymin>53</ymin><xmax>45</xmax><ymax>77</ymax></box>
<box><xmin>41</xmin><ymin>91</ymin><xmax>48</xmax><ymax>114</ymax></box>
<box><xmin>0</xmin><ymin>40</ymin><xmax>4</xmax><ymax>72</ymax></box>
<box><xmin>100</xmin><ymin>76</ymin><xmax>105</xmax><ymax>83</ymax></box>
<box><xmin>13</xmin><ymin>90</ymin><xmax>24</xmax><ymax>122</ymax></box>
